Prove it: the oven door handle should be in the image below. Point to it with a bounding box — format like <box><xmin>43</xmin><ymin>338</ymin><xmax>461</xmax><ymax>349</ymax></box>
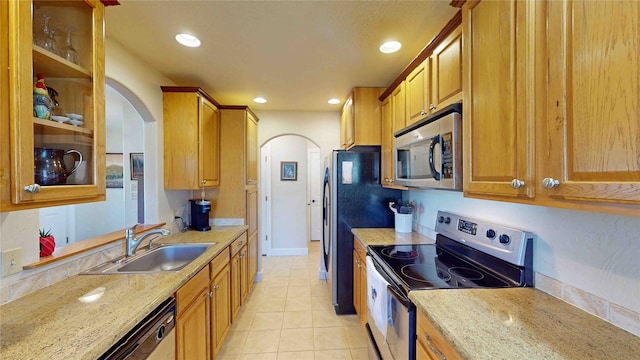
<box><xmin>387</xmin><ymin>284</ymin><xmax>411</xmax><ymax>308</ymax></box>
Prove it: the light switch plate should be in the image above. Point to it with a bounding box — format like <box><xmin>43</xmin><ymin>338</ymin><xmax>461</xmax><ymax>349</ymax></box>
<box><xmin>1</xmin><ymin>248</ymin><xmax>23</xmax><ymax>277</ymax></box>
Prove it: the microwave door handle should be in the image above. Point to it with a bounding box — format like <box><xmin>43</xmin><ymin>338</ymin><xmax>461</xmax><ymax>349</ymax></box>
<box><xmin>428</xmin><ymin>135</ymin><xmax>442</xmax><ymax>180</ymax></box>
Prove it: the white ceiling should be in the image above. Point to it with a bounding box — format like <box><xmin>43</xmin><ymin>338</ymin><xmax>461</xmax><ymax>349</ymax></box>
<box><xmin>105</xmin><ymin>1</ymin><xmax>458</xmax><ymax>112</ymax></box>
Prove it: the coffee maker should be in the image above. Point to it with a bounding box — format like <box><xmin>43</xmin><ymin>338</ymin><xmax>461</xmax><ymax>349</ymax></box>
<box><xmin>189</xmin><ymin>199</ymin><xmax>211</xmax><ymax>231</ymax></box>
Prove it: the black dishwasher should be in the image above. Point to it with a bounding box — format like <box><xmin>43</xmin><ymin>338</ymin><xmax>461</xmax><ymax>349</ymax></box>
<box><xmin>99</xmin><ymin>297</ymin><xmax>176</xmax><ymax>360</ymax></box>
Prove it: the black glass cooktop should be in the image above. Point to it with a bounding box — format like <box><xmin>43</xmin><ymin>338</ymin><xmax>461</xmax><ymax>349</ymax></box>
<box><xmin>368</xmin><ymin>241</ymin><xmax>520</xmax><ymax>292</ymax></box>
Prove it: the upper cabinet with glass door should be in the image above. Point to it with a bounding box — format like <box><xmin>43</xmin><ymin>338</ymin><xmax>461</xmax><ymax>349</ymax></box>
<box><xmin>4</xmin><ymin>0</ymin><xmax>105</xmax><ymax>210</ymax></box>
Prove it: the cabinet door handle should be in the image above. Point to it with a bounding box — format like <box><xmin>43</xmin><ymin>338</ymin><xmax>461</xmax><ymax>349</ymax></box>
<box><xmin>429</xmin><ymin>104</ymin><xmax>436</xmax><ymax>111</ymax></box>
<box><xmin>542</xmin><ymin>178</ymin><xmax>560</xmax><ymax>189</ymax></box>
<box><xmin>426</xmin><ymin>333</ymin><xmax>446</xmax><ymax>360</ymax></box>
<box><xmin>511</xmin><ymin>179</ymin><xmax>525</xmax><ymax>189</ymax></box>
<box><xmin>208</xmin><ymin>291</ymin><xmax>214</xmax><ymax>298</ymax></box>
<box><xmin>214</xmin><ymin>285</ymin><xmax>220</xmax><ymax>290</ymax></box>
<box><xmin>24</xmin><ymin>184</ymin><xmax>42</xmax><ymax>194</ymax></box>
<box><xmin>420</xmin><ymin>109</ymin><xmax>427</xmax><ymax>116</ymax></box>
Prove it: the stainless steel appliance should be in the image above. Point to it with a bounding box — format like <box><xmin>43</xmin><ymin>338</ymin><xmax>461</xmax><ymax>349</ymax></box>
<box><xmin>99</xmin><ymin>297</ymin><xmax>176</xmax><ymax>360</ymax></box>
<box><xmin>324</xmin><ymin>148</ymin><xmax>402</xmax><ymax>314</ymax></box>
<box><xmin>393</xmin><ymin>103</ymin><xmax>462</xmax><ymax>190</ymax></box>
<box><xmin>366</xmin><ymin>211</ymin><xmax>534</xmax><ymax>359</ymax></box>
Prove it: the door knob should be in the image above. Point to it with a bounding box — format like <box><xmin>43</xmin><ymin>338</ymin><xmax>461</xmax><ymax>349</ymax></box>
<box><xmin>542</xmin><ymin>178</ymin><xmax>560</xmax><ymax>189</ymax></box>
<box><xmin>24</xmin><ymin>184</ymin><xmax>41</xmax><ymax>193</ymax></box>
<box><xmin>511</xmin><ymin>179</ymin><xmax>525</xmax><ymax>189</ymax></box>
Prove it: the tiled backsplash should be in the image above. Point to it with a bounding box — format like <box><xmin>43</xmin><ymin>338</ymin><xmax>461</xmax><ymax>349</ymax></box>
<box><xmin>0</xmin><ymin>242</ymin><xmax>124</xmax><ymax>305</ymax></box>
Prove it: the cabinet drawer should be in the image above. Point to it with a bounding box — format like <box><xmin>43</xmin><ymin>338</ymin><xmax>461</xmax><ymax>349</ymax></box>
<box><xmin>416</xmin><ymin>309</ymin><xmax>462</xmax><ymax>360</ymax></box>
<box><xmin>230</xmin><ymin>232</ymin><xmax>248</xmax><ymax>257</ymax></box>
<box><xmin>176</xmin><ymin>266</ymin><xmax>209</xmax><ymax>315</ymax></box>
<box><xmin>210</xmin><ymin>248</ymin><xmax>230</xmax><ymax>278</ymax></box>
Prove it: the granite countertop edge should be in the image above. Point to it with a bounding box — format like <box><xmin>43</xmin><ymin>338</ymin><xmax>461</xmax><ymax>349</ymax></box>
<box><xmin>0</xmin><ymin>225</ymin><xmax>248</xmax><ymax>360</ymax></box>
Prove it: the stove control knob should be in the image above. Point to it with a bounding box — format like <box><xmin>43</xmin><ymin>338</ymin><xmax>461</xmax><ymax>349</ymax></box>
<box><xmin>499</xmin><ymin>234</ymin><xmax>511</xmax><ymax>244</ymax></box>
<box><xmin>444</xmin><ymin>217</ymin><xmax>451</xmax><ymax>224</ymax></box>
<box><xmin>486</xmin><ymin>229</ymin><xmax>496</xmax><ymax>239</ymax></box>
<box><xmin>438</xmin><ymin>216</ymin><xmax>445</xmax><ymax>223</ymax></box>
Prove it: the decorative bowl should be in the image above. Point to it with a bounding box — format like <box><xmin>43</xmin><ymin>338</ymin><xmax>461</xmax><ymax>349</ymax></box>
<box><xmin>51</xmin><ymin>115</ymin><xmax>70</xmax><ymax>123</ymax></box>
<box><xmin>66</xmin><ymin>113</ymin><xmax>83</xmax><ymax>120</ymax></box>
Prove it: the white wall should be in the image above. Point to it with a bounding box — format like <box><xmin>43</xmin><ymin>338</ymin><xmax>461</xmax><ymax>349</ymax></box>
<box><xmin>268</xmin><ymin>136</ymin><xmax>310</xmax><ymax>255</ymax></box>
<box><xmin>406</xmin><ymin>189</ymin><xmax>640</xmax><ymax>333</ymax></box>
<box><xmin>256</xmin><ymin>110</ymin><xmax>341</xmax><ymax>165</ymax></box>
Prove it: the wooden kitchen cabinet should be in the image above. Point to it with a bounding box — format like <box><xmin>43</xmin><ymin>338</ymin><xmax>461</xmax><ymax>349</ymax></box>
<box><xmin>162</xmin><ymin>87</ymin><xmax>220</xmax><ymax>190</ymax></box>
<box><xmin>2</xmin><ymin>0</ymin><xmax>106</xmax><ymax>211</ymax></box>
<box><xmin>416</xmin><ymin>309</ymin><xmax>462</xmax><ymax>360</ymax></box>
<box><xmin>209</xmin><ymin>250</ymin><xmax>231</xmax><ymax>356</ymax></box>
<box><xmin>176</xmin><ymin>266</ymin><xmax>211</xmax><ymax>360</ymax></box>
<box><xmin>352</xmin><ymin>238</ymin><xmax>367</xmax><ymax>326</ymax></box>
<box><xmin>541</xmin><ymin>0</ymin><xmax>640</xmax><ymax>205</ymax></box>
<box><xmin>462</xmin><ymin>0</ymin><xmax>536</xmax><ymax>199</ymax></box>
<box><xmin>405</xmin><ymin>58</ymin><xmax>432</xmax><ymax>126</ymax></box>
<box><xmin>391</xmin><ymin>82</ymin><xmax>406</xmax><ymax>134</ymax></box>
<box><xmin>431</xmin><ymin>24</ymin><xmax>462</xmax><ymax>111</ymax></box>
<box><xmin>246</xmin><ymin>112</ymin><xmax>258</xmax><ymax>185</ymax></box>
<box><xmin>340</xmin><ymin>87</ymin><xmax>385</xmax><ymax>149</ymax></box>
<box><xmin>463</xmin><ymin>0</ymin><xmax>640</xmax><ymax>216</ymax></box>
<box><xmin>246</xmin><ymin>187</ymin><xmax>258</xmax><ymax>283</ymax></box>
<box><xmin>381</xmin><ymin>87</ymin><xmax>409</xmax><ymax>189</ymax></box>
<box><xmin>230</xmin><ymin>232</ymin><xmax>249</xmax><ymax>320</ymax></box>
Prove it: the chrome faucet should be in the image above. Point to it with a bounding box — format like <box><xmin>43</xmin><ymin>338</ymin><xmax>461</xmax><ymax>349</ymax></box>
<box><xmin>125</xmin><ymin>224</ymin><xmax>170</xmax><ymax>257</ymax></box>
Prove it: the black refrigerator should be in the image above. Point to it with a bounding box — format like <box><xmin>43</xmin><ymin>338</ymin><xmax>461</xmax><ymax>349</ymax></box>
<box><xmin>323</xmin><ymin>148</ymin><xmax>401</xmax><ymax>315</ymax></box>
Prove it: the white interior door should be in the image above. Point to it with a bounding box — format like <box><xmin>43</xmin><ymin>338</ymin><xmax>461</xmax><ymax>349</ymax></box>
<box><xmin>308</xmin><ymin>149</ymin><xmax>321</xmax><ymax>241</ymax></box>
<box><xmin>260</xmin><ymin>143</ymin><xmax>272</xmax><ymax>256</ymax></box>
<box><xmin>39</xmin><ymin>205</ymin><xmax>72</xmax><ymax>245</ymax></box>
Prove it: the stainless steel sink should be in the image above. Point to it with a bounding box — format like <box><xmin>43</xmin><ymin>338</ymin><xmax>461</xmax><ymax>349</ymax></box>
<box><xmin>82</xmin><ymin>243</ymin><xmax>216</xmax><ymax>274</ymax></box>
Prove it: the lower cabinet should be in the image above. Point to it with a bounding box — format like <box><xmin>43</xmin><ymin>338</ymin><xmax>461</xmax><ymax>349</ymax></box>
<box><xmin>176</xmin><ymin>266</ymin><xmax>211</xmax><ymax>360</ymax></box>
<box><xmin>416</xmin><ymin>309</ymin><xmax>461</xmax><ymax>360</ymax></box>
<box><xmin>175</xmin><ymin>232</ymin><xmax>254</xmax><ymax>359</ymax></box>
<box><xmin>353</xmin><ymin>238</ymin><xmax>367</xmax><ymax>326</ymax></box>
<box><xmin>230</xmin><ymin>232</ymin><xmax>249</xmax><ymax>321</ymax></box>
<box><xmin>210</xmin><ymin>251</ymin><xmax>231</xmax><ymax>357</ymax></box>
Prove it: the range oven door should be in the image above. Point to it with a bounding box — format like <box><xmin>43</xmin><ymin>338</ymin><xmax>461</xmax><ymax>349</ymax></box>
<box><xmin>367</xmin><ymin>256</ymin><xmax>415</xmax><ymax>360</ymax></box>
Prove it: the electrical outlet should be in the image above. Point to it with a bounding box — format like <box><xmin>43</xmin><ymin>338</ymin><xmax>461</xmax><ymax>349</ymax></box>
<box><xmin>1</xmin><ymin>248</ymin><xmax>23</xmax><ymax>277</ymax></box>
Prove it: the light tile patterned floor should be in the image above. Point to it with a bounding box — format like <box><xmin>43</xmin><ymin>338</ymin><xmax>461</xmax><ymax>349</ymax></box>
<box><xmin>217</xmin><ymin>241</ymin><xmax>369</xmax><ymax>360</ymax></box>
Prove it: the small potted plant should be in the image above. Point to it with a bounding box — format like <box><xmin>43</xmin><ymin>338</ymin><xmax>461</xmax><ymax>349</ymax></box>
<box><xmin>39</xmin><ymin>229</ymin><xmax>56</xmax><ymax>257</ymax></box>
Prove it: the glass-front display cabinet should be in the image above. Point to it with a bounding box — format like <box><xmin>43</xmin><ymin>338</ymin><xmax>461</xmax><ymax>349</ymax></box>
<box><xmin>5</xmin><ymin>0</ymin><xmax>105</xmax><ymax>209</ymax></box>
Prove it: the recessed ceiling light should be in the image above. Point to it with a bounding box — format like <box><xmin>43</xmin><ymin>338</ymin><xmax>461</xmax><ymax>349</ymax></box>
<box><xmin>328</xmin><ymin>98</ymin><xmax>341</xmax><ymax>105</ymax></box>
<box><xmin>253</xmin><ymin>97</ymin><xmax>267</xmax><ymax>104</ymax></box>
<box><xmin>175</xmin><ymin>33</ymin><xmax>201</xmax><ymax>48</ymax></box>
<box><xmin>379</xmin><ymin>41</ymin><xmax>402</xmax><ymax>54</ymax></box>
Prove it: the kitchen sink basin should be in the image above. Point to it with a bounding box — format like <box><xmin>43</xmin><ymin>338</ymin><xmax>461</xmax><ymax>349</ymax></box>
<box><xmin>82</xmin><ymin>243</ymin><xmax>216</xmax><ymax>275</ymax></box>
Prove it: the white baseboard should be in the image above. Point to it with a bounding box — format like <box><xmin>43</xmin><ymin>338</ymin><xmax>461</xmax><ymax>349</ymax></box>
<box><xmin>254</xmin><ymin>270</ymin><xmax>263</xmax><ymax>283</ymax></box>
<box><xmin>270</xmin><ymin>248</ymin><xmax>309</xmax><ymax>256</ymax></box>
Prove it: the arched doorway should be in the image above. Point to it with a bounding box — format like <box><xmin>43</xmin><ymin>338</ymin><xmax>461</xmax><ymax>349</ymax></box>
<box><xmin>261</xmin><ymin>135</ymin><xmax>322</xmax><ymax>256</ymax></box>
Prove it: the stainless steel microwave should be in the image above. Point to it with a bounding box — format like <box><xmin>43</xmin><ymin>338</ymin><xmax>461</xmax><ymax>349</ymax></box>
<box><xmin>393</xmin><ymin>103</ymin><xmax>462</xmax><ymax>190</ymax></box>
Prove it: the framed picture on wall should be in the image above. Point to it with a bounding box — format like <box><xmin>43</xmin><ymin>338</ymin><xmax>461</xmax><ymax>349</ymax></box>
<box><xmin>280</xmin><ymin>161</ymin><xmax>297</xmax><ymax>181</ymax></box>
<box><xmin>106</xmin><ymin>153</ymin><xmax>124</xmax><ymax>188</ymax></box>
<box><xmin>130</xmin><ymin>153</ymin><xmax>144</xmax><ymax>180</ymax></box>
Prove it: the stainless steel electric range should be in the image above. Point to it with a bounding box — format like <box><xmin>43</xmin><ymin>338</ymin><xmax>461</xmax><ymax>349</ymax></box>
<box><xmin>365</xmin><ymin>210</ymin><xmax>534</xmax><ymax>360</ymax></box>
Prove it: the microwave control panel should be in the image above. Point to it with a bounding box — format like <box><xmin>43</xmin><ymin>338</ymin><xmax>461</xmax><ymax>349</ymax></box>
<box><xmin>442</xmin><ymin>132</ymin><xmax>453</xmax><ymax>178</ymax></box>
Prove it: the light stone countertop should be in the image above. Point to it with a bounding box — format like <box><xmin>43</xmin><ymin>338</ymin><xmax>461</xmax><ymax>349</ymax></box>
<box><xmin>0</xmin><ymin>225</ymin><xmax>248</xmax><ymax>360</ymax></box>
<box><xmin>352</xmin><ymin>228</ymin><xmax>436</xmax><ymax>246</ymax></box>
<box><xmin>410</xmin><ymin>288</ymin><xmax>640</xmax><ymax>359</ymax></box>
<box><xmin>353</xmin><ymin>228</ymin><xmax>640</xmax><ymax>358</ymax></box>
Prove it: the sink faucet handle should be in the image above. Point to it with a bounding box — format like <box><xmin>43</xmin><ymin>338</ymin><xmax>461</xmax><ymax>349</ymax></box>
<box><xmin>126</xmin><ymin>223</ymin><xmax>140</xmax><ymax>239</ymax></box>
